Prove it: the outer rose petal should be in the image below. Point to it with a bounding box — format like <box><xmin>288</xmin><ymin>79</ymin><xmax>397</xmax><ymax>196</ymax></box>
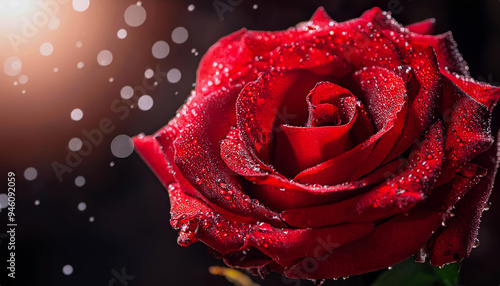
<box><xmin>428</xmin><ymin>130</ymin><xmax>500</xmax><ymax>266</ymax></box>
<box><xmin>438</xmin><ymin>77</ymin><xmax>495</xmax><ymax>184</ymax></box>
<box><xmin>441</xmin><ymin>69</ymin><xmax>500</xmax><ymax>111</ymax></box>
<box><xmin>361</xmin><ymin>7</ymin><xmax>469</xmax><ymax>76</ymax></box>
<box><xmin>134</xmin><ymin>79</ymin><xmax>284</xmax><ymax>226</ymax></box>
<box><xmin>410</xmin><ymin>32</ymin><xmax>470</xmax><ymax>76</ymax></box>
<box><xmin>168</xmin><ymin>181</ymin><xmax>374</xmax><ymax>269</ymax></box>
<box><xmin>362</xmin><ymin>7</ymin><xmax>436</xmax><ymax>36</ymax></box>
<box><xmin>307</xmin><ymin>6</ymin><xmax>334</xmax><ymax>26</ymax></box>
<box><xmin>284</xmin><ymin>202</ymin><xmax>444</xmax><ymax>279</ymax></box>
<box><xmin>173</xmin><ymin>86</ymin><xmax>285</xmax><ymax>226</ymax></box>
<box><xmin>267</xmin><ymin>12</ymin><xmax>405</xmax><ymax>77</ymax></box>
<box><xmin>133</xmin><ymin>129</ymin><xmax>282</xmax><ymax>226</ymax></box>
<box><xmin>406</xmin><ymin>18</ymin><xmax>436</xmax><ymax>35</ymax></box>
<box><xmin>195</xmin><ymin>8</ymin><xmax>341</xmax><ymax>98</ymax></box>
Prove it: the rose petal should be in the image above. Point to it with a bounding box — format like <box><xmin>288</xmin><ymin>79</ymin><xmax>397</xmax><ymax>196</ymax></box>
<box><xmin>270</xmin><ymin>15</ymin><xmax>404</xmax><ymax>77</ymax></box>
<box><xmin>295</xmin><ymin>67</ymin><xmax>407</xmax><ymax>185</ymax></box>
<box><xmin>381</xmin><ymin>45</ymin><xmax>442</xmax><ymax>165</ymax></box>
<box><xmin>351</xmin><ymin>67</ymin><xmax>407</xmax><ymax>131</ymax></box>
<box><xmin>283</xmin><ymin>120</ymin><xmax>445</xmax><ymax>228</ymax></box>
<box><xmin>284</xmin><ymin>202</ymin><xmax>443</xmax><ymax>279</ymax></box>
<box><xmin>348</xmin><ymin>66</ymin><xmax>410</xmax><ymax>179</ymax></box>
<box><xmin>237</xmin><ymin>69</ymin><xmax>324</xmax><ymax>164</ymax></box>
<box><xmin>438</xmin><ymin>77</ymin><xmax>495</xmax><ymax>184</ymax></box>
<box><xmin>195</xmin><ymin>7</ymin><xmax>344</xmax><ymax>99</ymax></box>
<box><xmin>305</xmin><ymin>81</ymin><xmax>356</xmax><ymax>127</ymax></box>
<box><xmin>242</xmin><ymin>222</ymin><xmax>374</xmax><ymax>267</ymax></box>
<box><xmin>221</xmin><ymin>129</ymin><xmax>402</xmax><ymax>210</ymax></box>
<box><xmin>361</xmin><ymin>7</ymin><xmax>406</xmax><ymax>33</ymax></box>
<box><xmin>440</xmin><ymin>164</ymin><xmax>487</xmax><ymax>213</ymax></box>
<box><xmin>133</xmin><ymin>129</ymin><xmax>281</xmax><ymax>226</ymax></box>
<box><xmin>308</xmin><ymin>7</ymin><xmax>334</xmax><ymax>26</ymax></box>
<box><xmin>410</xmin><ymin>32</ymin><xmax>470</xmax><ymax>76</ymax></box>
<box><xmin>195</xmin><ymin>29</ymin><xmax>251</xmax><ymax>97</ymax></box>
<box><xmin>273</xmin><ymin>82</ymin><xmax>358</xmax><ymax>176</ymax></box>
<box><xmin>442</xmin><ymin>69</ymin><xmax>500</xmax><ymax>111</ymax></box>
<box><xmin>428</xmin><ymin>130</ymin><xmax>499</xmax><ymax>266</ymax></box>
<box><xmin>274</xmin><ymin>124</ymin><xmax>353</xmax><ymax>177</ymax></box>
<box><xmin>406</xmin><ymin>18</ymin><xmax>437</xmax><ymax>35</ymax></box>
<box><xmin>360</xmin><ymin>8</ymin><xmax>468</xmax><ymax>76</ymax></box>
<box><xmin>168</xmin><ymin>181</ymin><xmax>374</xmax><ymax>268</ymax></box>
<box><xmin>161</xmin><ymin>84</ymin><xmax>284</xmax><ymax>226</ymax></box>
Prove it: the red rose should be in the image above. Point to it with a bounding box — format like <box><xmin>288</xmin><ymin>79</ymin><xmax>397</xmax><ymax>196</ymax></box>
<box><xmin>134</xmin><ymin>7</ymin><xmax>500</xmax><ymax>279</ymax></box>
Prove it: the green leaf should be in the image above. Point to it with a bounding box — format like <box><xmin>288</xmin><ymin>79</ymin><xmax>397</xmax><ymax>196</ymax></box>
<box><xmin>371</xmin><ymin>257</ymin><xmax>460</xmax><ymax>286</ymax></box>
<box><xmin>432</xmin><ymin>262</ymin><xmax>460</xmax><ymax>286</ymax></box>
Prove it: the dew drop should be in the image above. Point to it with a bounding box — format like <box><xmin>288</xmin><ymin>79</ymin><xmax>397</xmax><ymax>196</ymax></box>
<box><xmin>483</xmin><ymin>201</ymin><xmax>491</xmax><ymax>211</ymax></box>
<box><xmin>473</xmin><ymin>238</ymin><xmax>480</xmax><ymax>248</ymax></box>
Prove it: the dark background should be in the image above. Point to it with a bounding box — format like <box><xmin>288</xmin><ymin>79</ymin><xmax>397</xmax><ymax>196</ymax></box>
<box><xmin>0</xmin><ymin>0</ymin><xmax>499</xmax><ymax>285</ymax></box>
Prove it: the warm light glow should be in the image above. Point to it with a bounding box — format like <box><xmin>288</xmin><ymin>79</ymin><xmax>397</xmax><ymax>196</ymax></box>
<box><xmin>0</xmin><ymin>0</ymin><xmax>33</xmax><ymax>18</ymax></box>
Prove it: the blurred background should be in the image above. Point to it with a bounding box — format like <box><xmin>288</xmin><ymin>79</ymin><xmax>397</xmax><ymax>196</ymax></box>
<box><xmin>0</xmin><ymin>0</ymin><xmax>499</xmax><ymax>285</ymax></box>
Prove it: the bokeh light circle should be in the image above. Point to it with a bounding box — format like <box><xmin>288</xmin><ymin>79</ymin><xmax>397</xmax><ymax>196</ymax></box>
<box><xmin>62</xmin><ymin>265</ymin><xmax>73</xmax><ymax>275</ymax></box>
<box><xmin>75</xmin><ymin>176</ymin><xmax>86</xmax><ymax>187</ymax></box>
<box><xmin>40</xmin><ymin>42</ymin><xmax>54</xmax><ymax>56</ymax></box>
<box><xmin>138</xmin><ymin>95</ymin><xmax>153</xmax><ymax>111</ymax></box>
<box><xmin>167</xmin><ymin>68</ymin><xmax>181</xmax><ymax>83</ymax></box>
<box><xmin>151</xmin><ymin>41</ymin><xmax>169</xmax><ymax>59</ymax></box>
<box><xmin>97</xmin><ymin>50</ymin><xmax>113</xmax><ymax>66</ymax></box>
<box><xmin>144</xmin><ymin>68</ymin><xmax>154</xmax><ymax>79</ymax></box>
<box><xmin>24</xmin><ymin>167</ymin><xmax>38</xmax><ymax>181</ymax></box>
<box><xmin>117</xmin><ymin>28</ymin><xmax>127</xmax><ymax>39</ymax></box>
<box><xmin>111</xmin><ymin>135</ymin><xmax>135</xmax><ymax>158</ymax></box>
<box><xmin>4</xmin><ymin>57</ymin><xmax>22</xmax><ymax>77</ymax></box>
<box><xmin>68</xmin><ymin>138</ymin><xmax>83</xmax><ymax>151</ymax></box>
<box><xmin>124</xmin><ymin>4</ymin><xmax>147</xmax><ymax>27</ymax></box>
<box><xmin>72</xmin><ymin>0</ymin><xmax>89</xmax><ymax>12</ymax></box>
<box><xmin>70</xmin><ymin>108</ymin><xmax>83</xmax><ymax>121</ymax></box>
<box><xmin>172</xmin><ymin>27</ymin><xmax>188</xmax><ymax>44</ymax></box>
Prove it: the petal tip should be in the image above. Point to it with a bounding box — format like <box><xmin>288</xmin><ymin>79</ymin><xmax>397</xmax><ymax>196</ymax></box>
<box><xmin>310</xmin><ymin>7</ymin><xmax>333</xmax><ymax>24</ymax></box>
